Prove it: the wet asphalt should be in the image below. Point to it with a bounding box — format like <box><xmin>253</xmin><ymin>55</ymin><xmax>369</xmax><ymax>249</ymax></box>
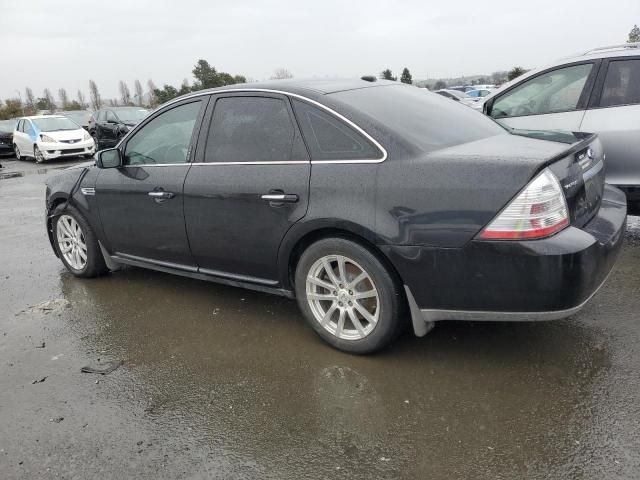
<box><xmin>1</xmin><ymin>157</ymin><xmax>639</xmax><ymax>479</ymax></box>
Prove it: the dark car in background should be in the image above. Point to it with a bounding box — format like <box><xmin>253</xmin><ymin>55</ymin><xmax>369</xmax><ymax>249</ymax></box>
<box><xmin>88</xmin><ymin>107</ymin><xmax>149</xmax><ymax>149</ymax></box>
<box><xmin>61</xmin><ymin>110</ymin><xmax>92</xmax><ymax>131</ymax></box>
<box><xmin>45</xmin><ymin>79</ymin><xmax>626</xmax><ymax>354</ymax></box>
<box><xmin>0</xmin><ymin>119</ymin><xmax>17</xmax><ymax>157</ymax></box>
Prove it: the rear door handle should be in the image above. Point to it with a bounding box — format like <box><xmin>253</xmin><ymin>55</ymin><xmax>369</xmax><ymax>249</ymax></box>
<box><xmin>261</xmin><ymin>193</ymin><xmax>298</xmax><ymax>203</ymax></box>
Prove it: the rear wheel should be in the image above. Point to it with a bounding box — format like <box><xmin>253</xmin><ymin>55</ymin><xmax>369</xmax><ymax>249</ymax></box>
<box><xmin>52</xmin><ymin>205</ymin><xmax>108</xmax><ymax>278</ymax></box>
<box><xmin>295</xmin><ymin>238</ymin><xmax>403</xmax><ymax>354</ymax></box>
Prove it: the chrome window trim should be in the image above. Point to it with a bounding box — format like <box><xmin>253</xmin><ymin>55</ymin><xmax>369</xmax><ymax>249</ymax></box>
<box><xmin>150</xmin><ymin>88</ymin><xmax>388</xmax><ymax>164</ymax></box>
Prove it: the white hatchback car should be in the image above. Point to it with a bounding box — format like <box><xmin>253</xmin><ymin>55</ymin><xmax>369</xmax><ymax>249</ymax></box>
<box><xmin>481</xmin><ymin>43</ymin><xmax>640</xmax><ymax>213</ymax></box>
<box><xmin>13</xmin><ymin>115</ymin><xmax>95</xmax><ymax>163</ymax></box>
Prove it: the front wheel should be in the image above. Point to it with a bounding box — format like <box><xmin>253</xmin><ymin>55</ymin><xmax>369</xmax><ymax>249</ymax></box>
<box><xmin>34</xmin><ymin>145</ymin><xmax>44</xmax><ymax>163</ymax></box>
<box><xmin>52</xmin><ymin>205</ymin><xmax>108</xmax><ymax>278</ymax></box>
<box><xmin>13</xmin><ymin>144</ymin><xmax>21</xmax><ymax>160</ymax></box>
<box><xmin>295</xmin><ymin>238</ymin><xmax>404</xmax><ymax>354</ymax></box>
<box><xmin>91</xmin><ymin>134</ymin><xmax>100</xmax><ymax>151</ymax></box>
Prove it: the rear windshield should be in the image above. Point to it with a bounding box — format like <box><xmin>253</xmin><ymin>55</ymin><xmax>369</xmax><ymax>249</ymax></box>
<box><xmin>32</xmin><ymin>117</ymin><xmax>80</xmax><ymax>131</ymax></box>
<box><xmin>331</xmin><ymin>85</ymin><xmax>506</xmax><ymax>153</ymax></box>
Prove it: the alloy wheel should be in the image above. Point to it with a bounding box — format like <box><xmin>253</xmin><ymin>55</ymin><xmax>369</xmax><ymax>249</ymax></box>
<box><xmin>14</xmin><ymin>144</ymin><xmax>20</xmax><ymax>160</ymax></box>
<box><xmin>34</xmin><ymin>146</ymin><xmax>44</xmax><ymax>163</ymax></box>
<box><xmin>56</xmin><ymin>214</ymin><xmax>88</xmax><ymax>270</ymax></box>
<box><xmin>305</xmin><ymin>255</ymin><xmax>380</xmax><ymax>340</ymax></box>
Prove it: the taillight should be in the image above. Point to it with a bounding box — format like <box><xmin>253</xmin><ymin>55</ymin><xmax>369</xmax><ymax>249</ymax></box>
<box><xmin>478</xmin><ymin>168</ymin><xmax>569</xmax><ymax>240</ymax></box>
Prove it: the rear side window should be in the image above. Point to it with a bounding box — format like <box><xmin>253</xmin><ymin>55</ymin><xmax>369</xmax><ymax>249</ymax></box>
<box><xmin>292</xmin><ymin>99</ymin><xmax>382</xmax><ymax>161</ymax></box>
<box><xmin>205</xmin><ymin>97</ymin><xmax>296</xmax><ymax>163</ymax></box>
<box><xmin>599</xmin><ymin>59</ymin><xmax>640</xmax><ymax>108</ymax></box>
<box><xmin>332</xmin><ymin>85</ymin><xmax>505</xmax><ymax>153</ymax></box>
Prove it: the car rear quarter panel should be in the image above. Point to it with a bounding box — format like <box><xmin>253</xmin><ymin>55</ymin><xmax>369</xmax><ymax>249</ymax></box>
<box><xmin>374</xmin><ymin>134</ymin><xmax>570</xmax><ymax>247</ymax></box>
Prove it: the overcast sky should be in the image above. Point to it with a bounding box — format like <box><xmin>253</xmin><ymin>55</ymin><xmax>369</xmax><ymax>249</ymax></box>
<box><xmin>1</xmin><ymin>0</ymin><xmax>638</xmax><ymax>101</ymax></box>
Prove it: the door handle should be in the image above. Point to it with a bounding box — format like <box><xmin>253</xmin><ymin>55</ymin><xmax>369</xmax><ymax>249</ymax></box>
<box><xmin>261</xmin><ymin>193</ymin><xmax>298</xmax><ymax>203</ymax></box>
<box><xmin>148</xmin><ymin>191</ymin><xmax>175</xmax><ymax>199</ymax></box>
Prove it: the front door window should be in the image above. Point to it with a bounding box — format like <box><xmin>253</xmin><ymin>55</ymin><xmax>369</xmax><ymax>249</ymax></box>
<box><xmin>490</xmin><ymin>63</ymin><xmax>594</xmax><ymax>118</ymax></box>
<box><xmin>123</xmin><ymin>101</ymin><xmax>202</xmax><ymax>165</ymax></box>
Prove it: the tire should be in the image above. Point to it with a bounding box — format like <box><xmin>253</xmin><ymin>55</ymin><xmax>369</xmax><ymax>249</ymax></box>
<box><xmin>34</xmin><ymin>145</ymin><xmax>44</xmax><ymax>163</ymax></box>
<box><xmin>13</xmin><ymin>144</ymin><xmax>21</xmax><ymax>160</ymax></box>
<box><xmin>91</xmin><ymin>133</ymin><xmax>100</xmax><ymax>151</ymax></box>
<box><xmin>294</xmin><ymin>238</ymin><xmax>404</xmax><ymax>354</ymax></box>
<box><xmin>52</xmin><ymin>204</ymin><xmax>108</xmax><ymax>278</ymax></box>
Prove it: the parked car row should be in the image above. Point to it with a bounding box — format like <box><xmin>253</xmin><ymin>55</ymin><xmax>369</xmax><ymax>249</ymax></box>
<box><xmin>0</xmin><ymin>107</ymin><xmax>150</xmax><ymax>163</ymax></box>
<box><xmin>45</xmin><ymin>77</ymin><xmax>626</xmax><ymax>353</ymax></box>
<box><xmin>435</xmin><ymin>87</ymin><xmax>495</xmax><ymax>107</ymax></box>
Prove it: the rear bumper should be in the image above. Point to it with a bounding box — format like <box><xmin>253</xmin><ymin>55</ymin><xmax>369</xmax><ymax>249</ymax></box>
<box><xmin>383</xmin><ymin>184</ymin><xmax>627</xmax><ymax>328</ymax></box>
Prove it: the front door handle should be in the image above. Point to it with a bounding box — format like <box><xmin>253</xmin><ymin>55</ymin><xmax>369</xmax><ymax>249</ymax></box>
<box><xmin>261</xmin><ymin>193</ymin><xmax>298</xmax><ymax>203</ymax></box>
<box><xmin>148</xmin><ymin>191</ymin><xmax>175</xmax><ymax>199</ymax></box>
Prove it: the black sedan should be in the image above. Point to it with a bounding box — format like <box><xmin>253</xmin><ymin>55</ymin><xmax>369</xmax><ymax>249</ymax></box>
<box><xmin>88</xmin><ymin>107</ymin><xmax>149</xmax><ymax>150</ymax></box>
<box><xmin>0</xmin><ymin>119</ymin><xmax>16</xmax><ymax>157</ymax></box>
<box><xmin>44</xmin><ymin>79</ymin><xmax>626</xmax><ymax>353</ymax></box>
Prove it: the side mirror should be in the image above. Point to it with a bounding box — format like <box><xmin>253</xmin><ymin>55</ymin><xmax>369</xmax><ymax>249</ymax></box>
<box><xmin>483</xmin><ymin>98</ymin><xmax>494</xmax><ymax>116</ymax></box>
<box><xmin>96</xmin><ymin>148</ymin><xmax>122</xmax><ymax>169</ymax></box>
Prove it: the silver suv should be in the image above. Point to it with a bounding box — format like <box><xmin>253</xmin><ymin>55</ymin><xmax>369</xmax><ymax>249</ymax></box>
<box><xmin>482</xmin><ymin>43</ymin><xmax>640</xmax><ymax>213</ymax></box>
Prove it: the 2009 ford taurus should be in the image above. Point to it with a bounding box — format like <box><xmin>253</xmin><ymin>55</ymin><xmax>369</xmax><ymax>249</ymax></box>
<box><xmin>45</xmin><ymin>78</ymin><xmax>627</xmax><ymax>354</ymax></box>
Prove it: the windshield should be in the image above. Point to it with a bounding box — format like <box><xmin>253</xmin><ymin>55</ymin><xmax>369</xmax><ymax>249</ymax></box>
<box><xmin>0</xmin><ymin>119</ymin><xmax>17</xmax><ymax>132</ymax></box>
<box><xmin>115</xmin><ymin>108</ymin><xmax>149</xmax><ymax>122</ymax></box>
<box><xmin>332</xmin><ymin>85</ymin><xmax>506</xmax><ymax>153</ymax></box>
<box><xmin>62</xmin><ymin>111</ymin><xmax>91</xmax><ymax>124</ymax></box>
<box><xmin>32</xmin><ymin>117</ymin><xmax>80</xmax><ymax>131</ymax></box>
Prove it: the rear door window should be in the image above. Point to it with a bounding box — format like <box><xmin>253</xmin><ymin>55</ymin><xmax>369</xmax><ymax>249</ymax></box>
<box><xmin>292</xmin><ymin>99</ymin><xmax>382</xmax><ymax>161</ymax></box>
<box><xmin>490</xmin><ymin>63</ymin><xmax>594</xmax><ymax>118</ymax></box>
<box><xmin>204</xmin><ymin>96</ymin><xmax>298</xmax><ymax>163</ymax></box>
<box><xmin>598</xmin><ymin>59</ymin><xmax>640</xmax><ymax>107</ymax></box>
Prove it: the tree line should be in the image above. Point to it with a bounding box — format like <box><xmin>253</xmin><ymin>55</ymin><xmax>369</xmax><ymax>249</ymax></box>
<box><xmin>0</xmin><ymin>62</ymin><xmax>295</xmax><ymax>120</ymax></box>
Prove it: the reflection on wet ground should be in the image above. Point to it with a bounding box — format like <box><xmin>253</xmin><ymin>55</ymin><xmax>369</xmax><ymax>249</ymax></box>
<box><xmin>1</xmin><ymin>173</ymin><xmax>640</xmax><ymax>479</ymax></box>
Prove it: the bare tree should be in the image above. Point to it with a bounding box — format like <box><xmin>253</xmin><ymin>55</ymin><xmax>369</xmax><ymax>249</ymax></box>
<box><xmin>43</xmin><ymin>88</ymin><xmax>56</xmax><ymax>112</ymax></box>
<box><xmin>109</xmin><ymin>99</ymin><xmax>118</xmax><ymax>107</ymax></box>
<box><xmin>270</xmin><ymin>68</ymin><xmax>293</xmax><ymax>80</ymax></box>
<box><xmin>58</xmin><ymin>88</ymin><xmax>69</xmax><ymax>110</ymax></box>
<box><xmin>147</xmin><ymin>79</ymin><xmax>158</xmax><ymax>108</ymax></box>
<box><xmin>134</xmin><ymin>80</ymin><xmax>144</xmax><ymax>106</ymax></box>
<box><xmin>89</xmin><ymin>80</ymin><xmax>101</xmax><ymax>110</ymax></box>
<box><xmin>25</xmin><ymin>87</ymin><xmax>36</xmax><ymax>114</ymax></box>
<box><xmin>119</xmin><ymin>81</ymin><xmax>132</xmax><ymax>106</ymax></box>
<box><xmin>77</xmin><ymin>90</ymin><xmax>87</xmax><ymax>109</ymax></box>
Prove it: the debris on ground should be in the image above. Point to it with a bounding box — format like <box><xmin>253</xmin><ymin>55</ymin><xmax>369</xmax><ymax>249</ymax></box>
<box><xmin>81</xmin><ymin>360</ymin><xmax>122</xmax><ymax>375</ymax></box>
<box><xmin>36</xmin><ymin>342</ymin><xmax>45</xmax><ymax>348</ymax></box>
<box><xmin>50</xmin><ymin>417</ymin><xmax>64</xmax><ymax>423</ymax></box>
<box><xmin>32</xmin><ymin>376</ymin><xmax>48</xmax><ymax>384</ymax></box>
<box><xmin>20</xmin><ymin>299</ymin><xmax>70</xmax><ymax>315</ymax></box>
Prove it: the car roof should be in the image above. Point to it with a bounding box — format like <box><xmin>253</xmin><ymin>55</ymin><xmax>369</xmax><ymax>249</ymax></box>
<box><xmin>19</xmin><ymin>115</ymin><xmax>67</xmax><ymax>120</ymax></box>
<box><xmin>185</xmin><ymin>78</ymin><xmax>396</xmax><ymax>98</ymax></box>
